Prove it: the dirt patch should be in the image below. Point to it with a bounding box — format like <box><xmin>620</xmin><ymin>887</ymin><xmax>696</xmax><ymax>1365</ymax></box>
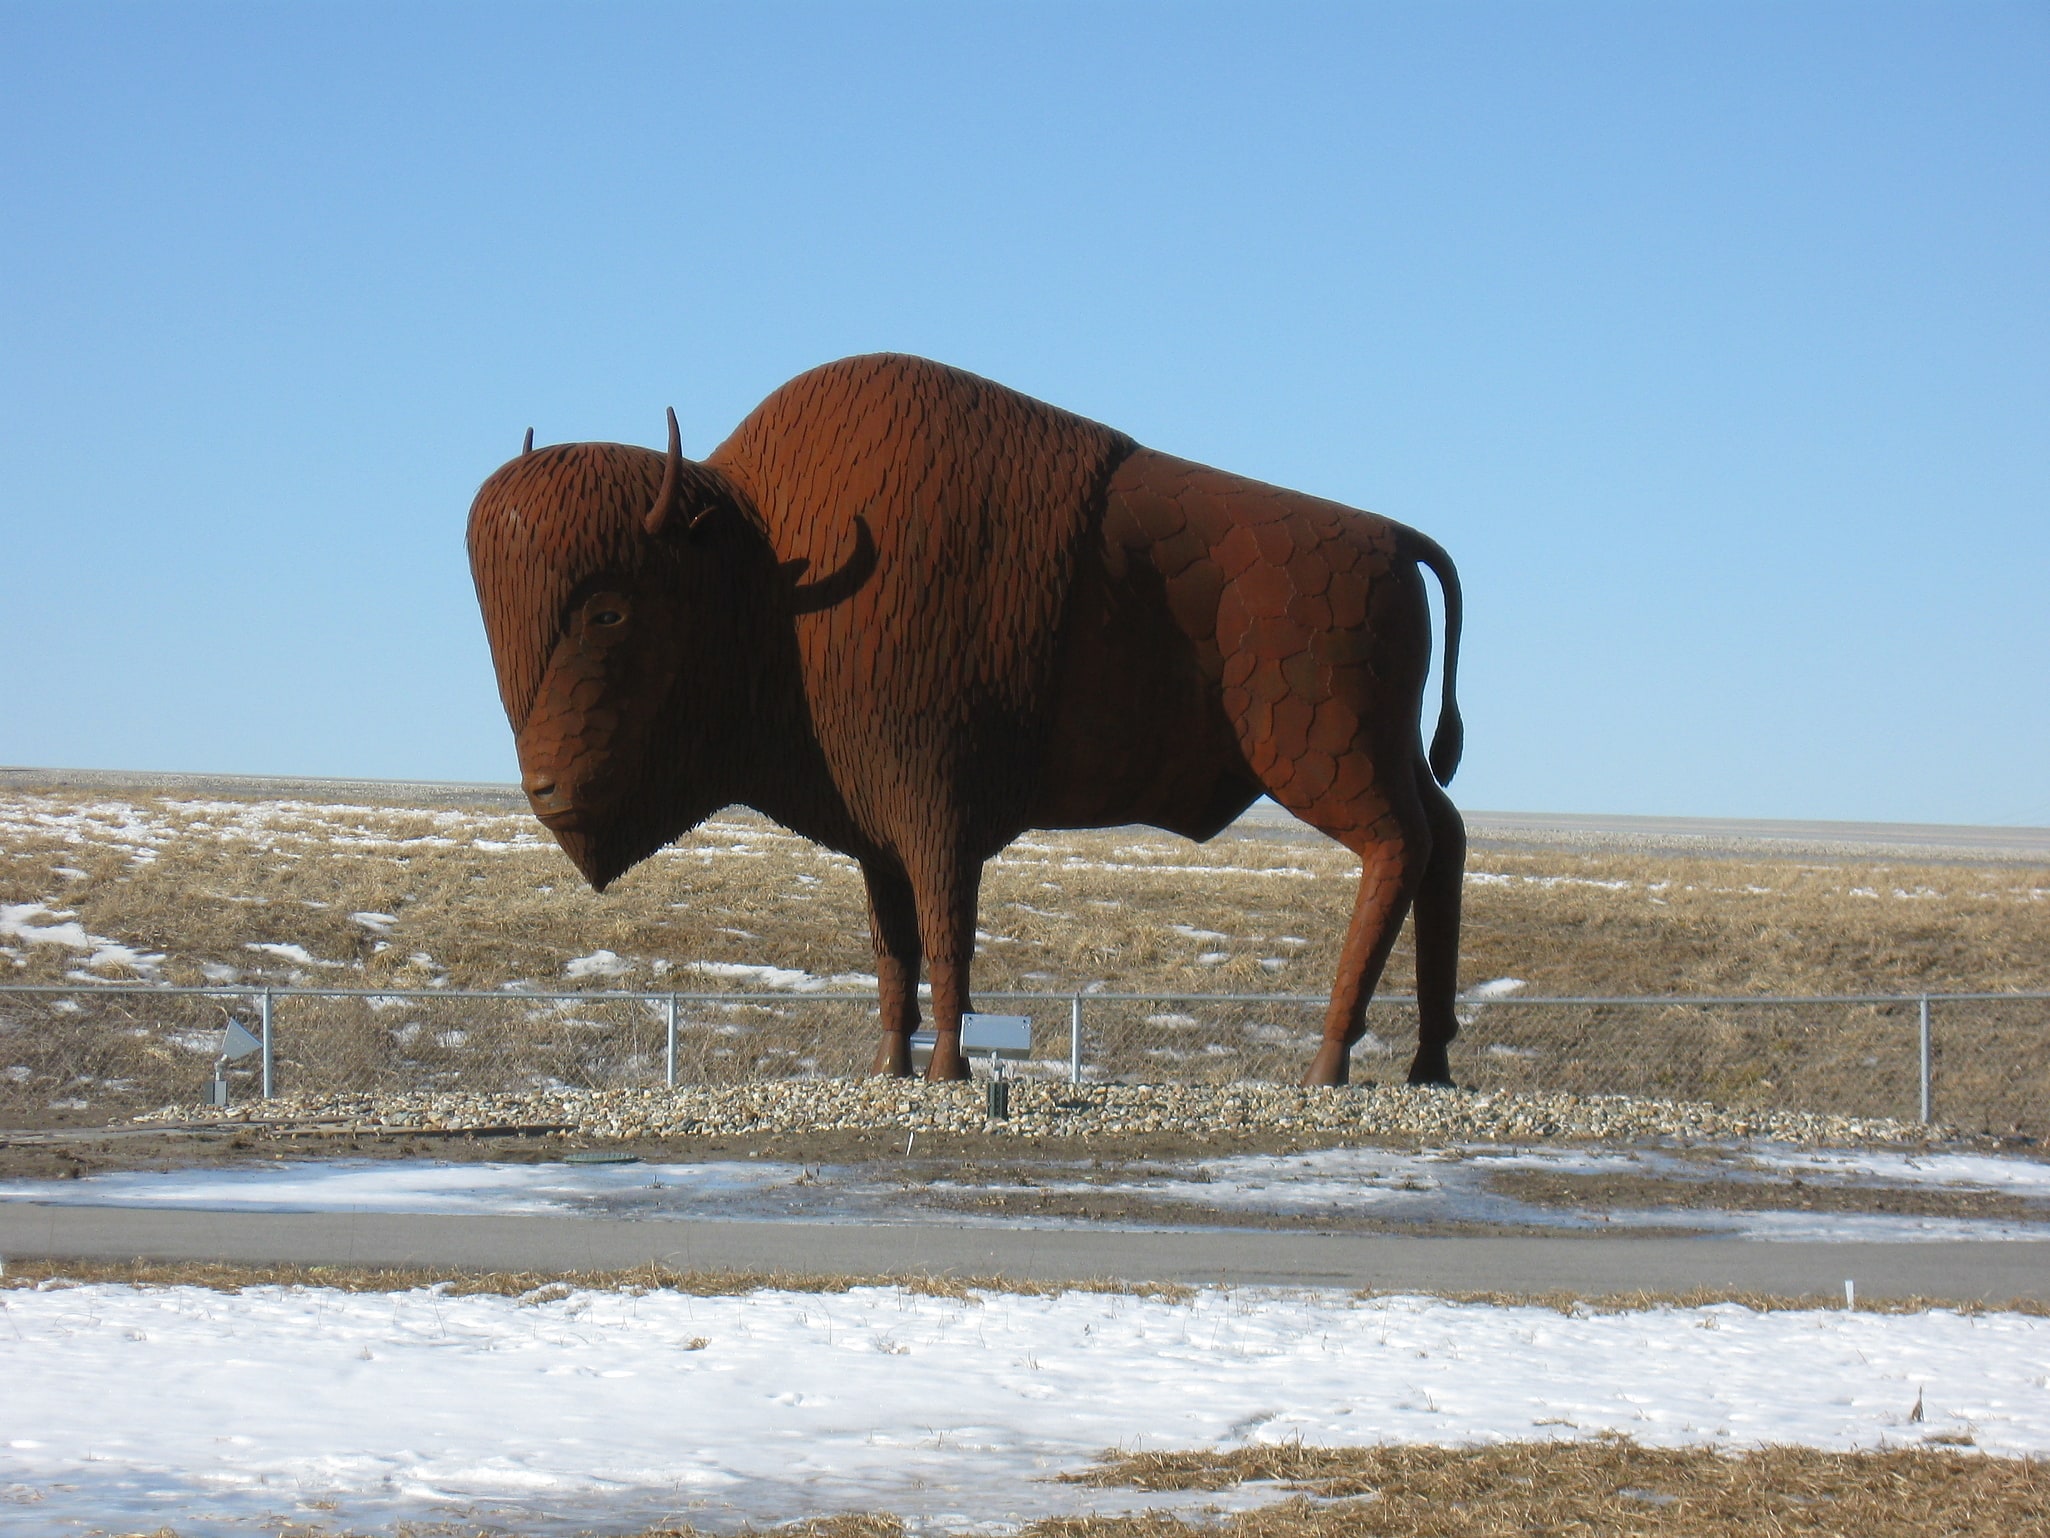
<box><xmin>910</xmin><ymin>1185</ymin><xmax>1658</xmax><ymax>1238</ymax></box>
<box><xmin>1486</xmin><ymin>1168</ymin><xmax>2050</xmax><ymax>1222</ymax></box>
<box><xmin>0</xmin><ymin>1123</ymin><xmax>1445</xmax><ymax>1181</ymax></box>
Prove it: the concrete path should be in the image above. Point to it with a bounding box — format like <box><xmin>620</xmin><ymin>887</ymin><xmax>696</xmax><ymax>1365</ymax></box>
<box><xmin>5</xmin><ymin>1203</ymin><xmax>2044</xmax><ymax>1302</ymax></box>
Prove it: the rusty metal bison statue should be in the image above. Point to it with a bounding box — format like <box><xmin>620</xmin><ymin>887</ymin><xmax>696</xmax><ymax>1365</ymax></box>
<box><xmin>468</xmin><ymin>354</ymin><xmax>1465</xmax><ymax>1086</ymax></box>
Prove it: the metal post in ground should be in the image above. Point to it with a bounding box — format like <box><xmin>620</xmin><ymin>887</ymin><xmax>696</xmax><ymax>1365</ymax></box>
<box><xmin>1919</xmin><ymin>995</ymin><xmax>1932</xmax><ymax>1124</ymax></box>
<box><xmin>665</xmin><ymin>994</ymin><xmax>679</xmax><ymax>1088</ymax></box>
<box><xmin>1069</xmin><ymin>996</ymin><xmax>1083</xmax><ymax>1084</ymax></box>
<box><xmin>260</xmin><ymin>989</ymin><xmax>274</xmax><ymax>1099</ymax></box>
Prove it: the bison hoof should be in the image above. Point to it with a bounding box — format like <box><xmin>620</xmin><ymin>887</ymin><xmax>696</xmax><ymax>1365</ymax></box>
<box><xmin>1405</xmin><ymin>1056</ymin><xmax>1455</xmax><ymax>1088</ymax></box>
<box><xmin>870</xmin><ymin>1038</ymin><xmax>913</xmax><ymax>1077</ymax></box>
<box><xmin>1300</xmin><ymin>1043</ymin><xmax>1351</xmax><ymax>1088</ymax></box>
<box><xmin>924</xmin><ymin>1053</ymin><xmax>972</xmax><ymax>1083</ymax></box>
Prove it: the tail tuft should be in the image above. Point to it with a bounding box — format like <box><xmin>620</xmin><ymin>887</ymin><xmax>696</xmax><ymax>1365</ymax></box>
<box><xmin>1428</xmin><ymin>709</ymin><xmax>1463</xmax><ymax>786</ymax></box>
<box><xmin>1406</xmin><ymin>529</ymin><xmax>1464</xmax><ymax>787</ymax></box>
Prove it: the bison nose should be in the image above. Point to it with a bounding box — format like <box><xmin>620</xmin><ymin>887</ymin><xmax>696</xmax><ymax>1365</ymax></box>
<box><xmin>522</xmin><ymin>771</ymin><xmax>562</xmax><ymax>807</ymax></box>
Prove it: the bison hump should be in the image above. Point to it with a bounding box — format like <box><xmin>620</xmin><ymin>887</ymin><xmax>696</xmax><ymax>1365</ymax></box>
<box><xmin>709</xmin><ymin>355</ymin><xmax>1136</xmax><ymax>826</ymax></box>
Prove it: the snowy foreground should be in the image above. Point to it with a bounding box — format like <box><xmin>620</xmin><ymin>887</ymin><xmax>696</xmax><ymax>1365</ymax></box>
<box><xmin>3</xmin><ymin>1280</ymin><xmax>2046</xmax><ymax>1535</ymax></box>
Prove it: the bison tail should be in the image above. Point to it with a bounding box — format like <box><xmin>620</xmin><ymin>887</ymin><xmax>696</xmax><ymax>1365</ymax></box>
<box><xmin>1405</xmin><ymin>530</ymin><xmax>1464</xmax><ymax>785</ymax></box>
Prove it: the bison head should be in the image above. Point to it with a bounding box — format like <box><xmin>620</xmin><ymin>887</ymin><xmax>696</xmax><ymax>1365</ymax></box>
<box><xmin>467</xmin><ymin>413</ymin><xmax>745</xmax><ymax>890</ymax></box>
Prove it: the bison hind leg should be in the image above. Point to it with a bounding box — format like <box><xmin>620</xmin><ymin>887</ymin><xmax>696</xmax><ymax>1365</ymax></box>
<box><xmin>1276</xmin><ymin>763</ymin><xmax>1456</xmax><ymax>1090</ymax></box>
<box><xmin>1404</xmin><ymin>763</ymin><xmax>1465</xmax><ymax>1087</ymax></box>
<box><xmin>1298</xmin><ymin>829</ymin><xmax>1422</xmax><ymax>1088</ymax></box>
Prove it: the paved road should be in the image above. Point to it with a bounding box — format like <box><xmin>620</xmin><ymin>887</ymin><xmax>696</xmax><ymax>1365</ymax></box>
<box><xmin>4</xmin><ymin>1204</ymin><xmax>2043</xmax><ymax>1302</ymax></box>
<box><xmin>7</xmin><ymin>766</ymin><xmax>2047</xmax><ymax>858</ymax></box>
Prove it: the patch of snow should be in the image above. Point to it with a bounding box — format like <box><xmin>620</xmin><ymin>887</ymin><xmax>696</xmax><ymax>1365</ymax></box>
<box><xmin>1171</xmin><ymin>925</ymin><xmax>1230</xmax><ymax>942</ymax></box>
<box><xmin>0</xmin><ymin>903</ymin><xmax>163</xmax><ymax>976</ymax></box>
<box><xmin>244</xmin><ymin>942</ymin><xmax>340</xmax><ymax>968</ymax></box>
<box><xmin>687</xmin><ymin>961</ymin><xmax>880</xmax><ymax>993</ymax></box>
<box><xmin>1742</xmin><ymin>1148</ymin><xmax>2050</xmax><ymax>1195</ymax></box>
<box><xmin>992</xmin><ymin>854</ymin><xmax>1318</xmax><ymax>880</ymax></box>
<box><xmin>0</xmin><ymin>903</ymin><xmax>91</xmax><ymax>950</ymax></box>
<box><xmin>1464</xmin><ymin>977</ymin><xmax>1528</xmax><ymax>1000</ymax></box>
<box><xmin>565</xmin><ymin>949</ymin><xmax>633</xmax><ymax>979</ymax></box>
<box><xmin>1466</xmin><ymin>872</ymin><xmax>1633</xmax><ymax>892</ymax></box>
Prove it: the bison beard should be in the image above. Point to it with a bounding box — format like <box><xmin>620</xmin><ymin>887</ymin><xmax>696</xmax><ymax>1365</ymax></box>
<box><xmin>467</xmin><ymin>354</ymin><xmax>1466</xmax><ymax>1086</ymax></box>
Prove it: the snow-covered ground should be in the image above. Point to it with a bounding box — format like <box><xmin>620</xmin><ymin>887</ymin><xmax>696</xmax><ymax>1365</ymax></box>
<box><xmin>6</xmin><ymin>1143</ymin><xmax>2048</xmax><ymax>1243</ymax></box>
<box><xmin>2</xmin><ymin>1279</ymin><xmax>2043</xmax><ymax>1536</ymax></box>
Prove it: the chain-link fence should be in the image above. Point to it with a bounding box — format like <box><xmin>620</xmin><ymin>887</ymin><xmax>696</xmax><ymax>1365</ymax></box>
<box><xmin>2</xmin><ymin>983</ymin><xmax>2045</xmax><ymax>1135</ymax></box>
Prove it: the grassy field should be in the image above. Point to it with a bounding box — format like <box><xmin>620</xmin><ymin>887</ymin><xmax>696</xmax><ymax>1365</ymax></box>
<box><xmin>2</xmin><ymin>788</ymin><xmax>2045</xmax><ymax>1131</ymax></box>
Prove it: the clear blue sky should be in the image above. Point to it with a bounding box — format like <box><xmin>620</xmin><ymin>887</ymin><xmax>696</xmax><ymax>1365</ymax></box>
<box><xmin>4</xmin><ymin>2</ymin><xmax>2044</xmax><ymax>825</ymax></box>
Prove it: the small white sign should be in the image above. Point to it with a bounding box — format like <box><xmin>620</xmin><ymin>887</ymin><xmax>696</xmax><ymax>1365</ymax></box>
<box><xmin>219</xmin><ymin>1019</ymin><xmax>263</xmax><ymax>1062</ymax></box>
<box><xmin>909</xmin><ymin>1015</ymin><xmax>1034</xmax><ymax>1060</ymax></box>
<box><xmin>960</xmin><ymin>1013</ymin><xmax>1033</xmax><ymax>1058</ymax></box>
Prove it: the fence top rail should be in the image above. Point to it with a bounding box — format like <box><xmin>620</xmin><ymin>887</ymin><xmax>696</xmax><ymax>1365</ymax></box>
<box><xmin>0</xmin><ymin>983</ymin><xmax>2045</xmax><ymax>1006</ymax></box>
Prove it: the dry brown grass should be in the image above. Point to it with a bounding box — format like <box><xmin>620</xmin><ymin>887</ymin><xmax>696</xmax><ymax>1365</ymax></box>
<box><xmin>11</xmin><ymin>1258</ymin><xmax>2046</xmax><ymax>1318</ymax></box>
<box><xmin>4</xmin><ymin>790</ymin><xmax>2046</xmax><ymax>1130</ymax></box>
<box><xmin>7</xmin><ymin>792</ymin><xmax>2042</xmax><ymax>999</ymax></box>
<box><xmin>0</xmin><ymin>1254</ymin><xmax>1195</xmax><ymax>1303</ymax></box>
<box><xmin>1041</xmin><ymin>1440</ymin><xmax>2050</xmax><ymax>1537</ymax></box>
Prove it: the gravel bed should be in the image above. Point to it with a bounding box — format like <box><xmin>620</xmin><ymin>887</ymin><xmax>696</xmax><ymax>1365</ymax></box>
<box><xmin>134</xmin><ymin>1080</ymin><xmax>1941</xmax><ymax>1147</ymax></box>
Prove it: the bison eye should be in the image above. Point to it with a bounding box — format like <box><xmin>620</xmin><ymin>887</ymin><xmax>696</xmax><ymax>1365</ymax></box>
<box><xmin>578</xmin><ymin>591</ymin><xmax>632</xmax><ymax>634</ymax></box>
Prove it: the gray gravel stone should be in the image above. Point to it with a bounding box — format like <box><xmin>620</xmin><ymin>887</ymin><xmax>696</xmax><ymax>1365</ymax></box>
<box><xmin>136</xmin><ymin>1079</ymin><xmax>1941</xmax><ymax>1147</ymax></box>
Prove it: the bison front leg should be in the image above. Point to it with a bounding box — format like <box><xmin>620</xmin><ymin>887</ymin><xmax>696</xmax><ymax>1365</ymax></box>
<box><xmin>909</xmin><ymin>847</ymin><xmax>982</xmax><ymax>1083</ymax></box>
<box><xmin>862</xmin><ymin>863</ymin><xmax>923</xmax><ymax>1077</ymax></box>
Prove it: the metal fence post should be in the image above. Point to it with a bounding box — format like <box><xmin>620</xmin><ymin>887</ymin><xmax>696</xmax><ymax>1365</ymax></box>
<box><xmin>260</xmin><ymin>988</ymin><xmax>275</xmax><ymax>1099</ymax></box>
<box><xmin>1918</xmin><ymin>995</ymin><xmax>1932</xmax><ymax>1124</ymax></box>
<box><xmin>1069</xmin><ymin>995</ymin><xmax>1083</xmax><ymax>1084</ymax></box>
<box><xmin>665</xmin><ymin>993</ymin><xmax>679</xmax><ymax>1089</ymax></box>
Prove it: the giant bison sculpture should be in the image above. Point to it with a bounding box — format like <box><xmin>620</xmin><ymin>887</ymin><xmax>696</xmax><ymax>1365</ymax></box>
<box><xmin>468</xmin><ymin>354</ymin><xmax>1466</xmax><ymax>1085</ymax></box>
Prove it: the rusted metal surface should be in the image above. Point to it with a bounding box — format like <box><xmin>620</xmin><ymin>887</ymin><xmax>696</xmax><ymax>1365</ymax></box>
<box><xmin>467</xmin><ymin>354</ymin><xmax>1466</xmax><ymax>1085</ymax></box>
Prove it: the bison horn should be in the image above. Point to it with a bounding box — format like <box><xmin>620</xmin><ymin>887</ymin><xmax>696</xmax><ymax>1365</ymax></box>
<box><xmin>522</xmin><ymin>427</ymin><xmax>534</xmax><ymax>455</ymax></box>
<box><xmin>645</xmin><ymin>407</ymin><xmax>685</xmax><ymax>536</ymax></box>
